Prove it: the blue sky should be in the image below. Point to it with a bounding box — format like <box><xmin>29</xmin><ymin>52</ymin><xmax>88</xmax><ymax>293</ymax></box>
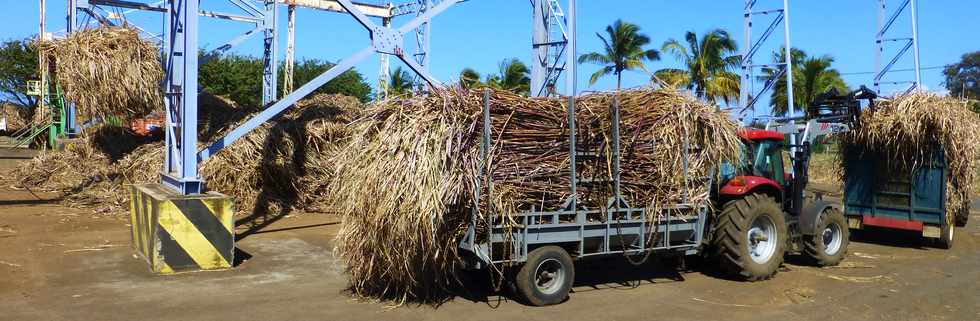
<box><xmin>3</xmin><ymin>0</ymin><xmax>977</xmax><ymax>118</ymax></box>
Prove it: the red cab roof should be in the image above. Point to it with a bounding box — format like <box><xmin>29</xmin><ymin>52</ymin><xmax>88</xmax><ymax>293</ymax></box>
<box><xmin>738</xmin><ymin>129</ymin><xmax>784</xmax><ymax>142</ymax></box>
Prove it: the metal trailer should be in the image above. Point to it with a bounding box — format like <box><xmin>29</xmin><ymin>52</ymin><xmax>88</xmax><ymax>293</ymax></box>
<box><xmin>843</xmin><ymin>150</ymin><xmax>966</xmax><ymax>249</ymax></box>
<box><xmin>457</xmin><ymin>90</ymin><xmax>710</xmax><ymax>306</ymax></box>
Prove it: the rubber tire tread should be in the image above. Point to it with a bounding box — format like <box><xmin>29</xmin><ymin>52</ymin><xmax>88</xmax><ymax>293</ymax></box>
<box><xmin>711</xmin><ymin>194</ymin><xmax>787</xmax><ymax>281</ymax></box>
<box><xmin>803</xmin><ymin>207</ymin><xmax>849</xmax><ymax>266</ymax></box>
<box><xmin>515</xmin><ymin>246</ymin><xmax>574</xmax><ymax>306</ymax></box>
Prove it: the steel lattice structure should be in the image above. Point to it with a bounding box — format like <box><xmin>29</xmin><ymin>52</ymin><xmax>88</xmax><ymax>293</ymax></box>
<box><xmin>739</xmin><ymin>0</ymin><xmax>795</xmax><ymax>118</ymax></box>
<box><xmin>531</xmin><ymin>0</ymin><xmax>569</xmax><ymax>97</ymax></box>
<box><xmin>54</xmin><ymin>1</ymin><xmax>926</xmax><ymax>195</ymax></box>
<box><xmin>874</xmin><ymin>0</ymin><xmax>922</xmax><ymax>95</ymax></box>
<box><xmin>739</xmin><ymin>0</ymin><xmax>799</xmax><ymax>173</ymax></box>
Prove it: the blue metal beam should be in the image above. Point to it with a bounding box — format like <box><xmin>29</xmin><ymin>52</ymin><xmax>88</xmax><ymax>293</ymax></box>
<box><xmin>262</xmin><ymin>0</ymin><xmax>279</xmax><ymax>105</ymax></box>
<box><xmin>199</xmin><ymin>0</ymin><xmax>463</xmax><ymax>164</ymax></box>
<box><xmin>161</xmin><ymin>0</ymin><xmax>203</xmax><ymax>195</ymax></box>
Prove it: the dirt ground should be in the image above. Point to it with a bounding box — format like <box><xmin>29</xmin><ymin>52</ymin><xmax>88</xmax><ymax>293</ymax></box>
<box><xmin>1</xmin><ymin>147</ymin><xmax>978</xmax><ymax>321</ymax></box>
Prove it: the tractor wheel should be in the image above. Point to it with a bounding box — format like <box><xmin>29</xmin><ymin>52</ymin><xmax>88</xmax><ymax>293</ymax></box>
<box><xmin>515</xmin><ymin>246</ymin><xmax>574</xmax><ymax>306</ymax></box>
<box><xmin>711</xmin><ymin>194</ymin><xmax>788</xmax><ymax>281</ymax></box>
<box><xmin>954</xmin><ymin>202</ymin><xmax>969</xmax><ymax>227</ymax></box>
<box><xmin>803</xmin><ymin>207</ymin><xmax>849</xmax><ymax>266</ymax></box>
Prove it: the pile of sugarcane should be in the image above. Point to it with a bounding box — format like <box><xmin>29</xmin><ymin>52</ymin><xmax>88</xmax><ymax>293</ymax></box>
<box><xmin>2</xmin><ymin>104</ymin><xmax>28</xmax><ymax>134</ymax></box>
<box><xmin>328</xmin><ymin>88</ymin><xmax>741</xmax><ymax>303</ymax></box>
<box><xmin>6</xmin><ymin>94</ymin><xmax>361</xmax><ymax>215</ymax></box>
<box><xmin>839</xmin><ymin>91</ymin><xmax>980</xmax><ymax>221</ymax></box>
<box><xmin>42</xmin><ymin>26</ymin><xmax>162</xmax><ymax>121</ymax></box>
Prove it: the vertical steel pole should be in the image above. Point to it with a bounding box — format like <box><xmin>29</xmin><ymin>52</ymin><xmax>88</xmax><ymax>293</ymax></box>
<box><xmin>531</xmin><ymin>0</ymin><xmax>548</xmax><ymax>97</ymax></box>
<box><xmin>181</xmin><ymin>0</ymin><xmax>200</xmax><ymax>192</ymax></box>
<box><xmin>262</xmin><ymin>0</ymin><xmax>279</xmax><ymax>105</ymax></box>
<box><xmin>40</xmin><ymin>0</ymin><xmax>47</xmax><ymax>138</ymax></box>
<box><xmin>423</xmin><ymin>0</ymin><xmax>431</xmax><ymax>71</ymax></box>
<box><xmin>782</xmin><ymin>0</ymin><xmax>798</xmax><ymax>175</ymax></box>
<box><xmin>379</xmin><ymin>17</ymin><xmax>391</xmax><ymax>99</ymax></box>
<box><xmin>875</xmin><ymin>0</ymin><xmax>884</xmax><ymax>93</ymax></box>
<box><xmin>739</xmin><ymin>0</ymin><xmax>752</xmax><ymax>114</ymax></box>
<box><xmin>162</xmin><ymin>0</ymin><xmax>202</xmax><ymax>195</ymax></box>
<box><xmin>283</xmin><ymin>4</ymin><xmax>295</xmax><ymax>96</ymax></box>
<box><xmin>567</xmin><ymin>0</ymin><xmax>577</xmax><ymax>215</ymax></box>
<box><xmin>909</xmin><ymin>0</ymin><xmax>922</xmax><ymax>89</ymax></box>
<box><xmin>64</xmin><ymin>0</ymin><xmax>80</xmax><ymax>137</ymax></box>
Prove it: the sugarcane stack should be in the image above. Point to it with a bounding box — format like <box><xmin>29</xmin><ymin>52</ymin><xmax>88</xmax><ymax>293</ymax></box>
<box><xmin>839</xmin><ymin>91</ymin><xmax>980</xmax><ymax>224</ymax></box>
<box><xmin>327</xmin><ymin>87</ymin><xmax>742</xmax><ymax>303</ymax></box>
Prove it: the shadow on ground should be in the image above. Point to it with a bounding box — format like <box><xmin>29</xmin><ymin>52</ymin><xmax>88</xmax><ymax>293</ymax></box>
<box><xmin>849</xmin><ymin>227</ymin><xmax>935</xmax><ymax>249</ymax></box>
<box><xmin>424</xmin><ymin>255</ymin><xmax>689</xmax><ymax>308</ymax></box>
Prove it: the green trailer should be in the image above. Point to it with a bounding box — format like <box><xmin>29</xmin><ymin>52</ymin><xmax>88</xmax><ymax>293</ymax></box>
<box><xmin>843</xmin><ymin>150</ymin><xmax>966</xmax><ymax>248</ymax></box>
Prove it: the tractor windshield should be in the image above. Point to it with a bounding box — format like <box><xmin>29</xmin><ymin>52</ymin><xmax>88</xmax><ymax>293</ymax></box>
<box><xmin>721</xmin><ymin>139</ymin><xmax>786</xmax><ymax>186</ymax></box>
<box><xmin>747</xmin><ymin>140</ymin><xmax>786</xmax><ymax>185</ymax></box>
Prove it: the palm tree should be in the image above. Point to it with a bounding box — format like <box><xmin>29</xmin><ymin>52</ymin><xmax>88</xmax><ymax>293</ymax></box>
<box><xmin>767</xmin><ymin>48</ymin><xmax>849</xmax><ymax>116</ymax></box>
<box><xmin>460</xmin><ymin>68</ymin><xmax>482</xmax><ymax>88</ymax></box>
<box><xmin>388</xmin><ymin>66</ymin><xmax>415</xmax><ymax>97</ymax></box>
<box><xmin>578</xmin><ymin>20</ymin><xmax>660</xmax><ymax>90</ymax></box>
<box><xmin>487</xmin><ymin>59</ymin><xmax>531</xmax><ymax>95</ymax></box>
<box><xmin>654</xmin><ymin>29</ymin><xmax>741</xmax><ymax>104</ymax></box>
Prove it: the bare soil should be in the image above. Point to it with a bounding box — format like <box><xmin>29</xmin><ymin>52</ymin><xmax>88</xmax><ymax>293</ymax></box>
<box><xmin>1</xmin><ymin>147</ymin><xmax>978</xmax><ymax>321</ymax></box>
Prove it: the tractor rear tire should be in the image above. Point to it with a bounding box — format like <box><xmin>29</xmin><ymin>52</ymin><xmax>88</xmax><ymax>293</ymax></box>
<box><xmin>803</xmin><ymin>207</ymin><xmax>849</xmax><ymax>266</ymax></box>
<box><xmin>711</xmin><ymin>194</ymin><xmax>788</xmax><ymax>281</ymax></box>
<box><xmin>515</xmin><ymin>246</ymin><xmax>574</xmax><ymax>306</ymax></box>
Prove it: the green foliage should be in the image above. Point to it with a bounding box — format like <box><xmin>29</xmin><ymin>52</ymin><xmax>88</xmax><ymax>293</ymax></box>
<box><xmin>0</xmin><ymin>38</ymin><xmax>38</xmax><ymax>109</ymax></box>
<box><xmin>579</xmin><ymin>20</ymin><xmax>660</xmax><ymax>89</ymax></box>
<box><xmin>766</xmin><ymin>48</ymin><xmax>849</xmax><ymax>116</ymax></box>
<box><xmin>459</xmin><ymin>68</ymin><xmax>481</xmax><ymax>89</ymax></box>
<box><xmin>200</xmin><ymin>53</ymin><xmax>372</xmax><ymax>107</ymax></box>
<box><xmin>944</xmin><ymin>51</ymin><xmax>979</xmax><ymax>103</ymax></box>
<box><xmin>457</xmin><ymin>59</ymin><xmax>531</xmax><ymax>95</ymax></box>
<box><xmin>200</xmin><ymin>54</ymin><xmax>263</xmax><ymax>107</ymax></box>
<box><xmin>487</xmin><ymin>59</ymin><xmax>530</xmax><ymax>95</ymax></box>
<box><xmin>387</xmin><ymin>66</ymin><xmax>415</xmax><ymax>97</ymax></box>
<box><xmin>655</xmin><ymin>29</ymin><xmax>740</xmax><ymax>104</ymax></box>
<box><xmin>287</xmin><ymin>59</ymin><xmax>372</xmax><ymax>103</ymax></box>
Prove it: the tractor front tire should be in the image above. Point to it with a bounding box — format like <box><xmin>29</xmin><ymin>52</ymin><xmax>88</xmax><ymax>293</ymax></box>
<box><xmin>803</xmin><ymin>207</ymin><xmax>849</xmax><ymax>266</ymax></box>
<box><xmin>711</xmin><ymin>194</ymin><xmax>788</xmax><ymax>281</ymax></box>
<box><xmin>515</xmin><ymin>246</ymin><xmax>574</xmax><ymax>306</ymax></box>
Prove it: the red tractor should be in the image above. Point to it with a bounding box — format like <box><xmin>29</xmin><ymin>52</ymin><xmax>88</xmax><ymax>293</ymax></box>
<box><xmin>707</xmin><ymin>88</ymin><xmax>876</xmax><ymax>280</ymax></box>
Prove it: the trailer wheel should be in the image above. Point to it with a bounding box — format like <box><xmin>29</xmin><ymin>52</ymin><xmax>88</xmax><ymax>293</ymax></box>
<box><xmin>515</xmin><ymin>246</ymin><xmax>574</xmax><ymax>306</ymax></box>
<box><xmin>803</xmin><ymin>207</ymin><xmax>849</xmax><ymax>266</ymax></box>
<box><xmin>954</xmin><ymin>202</ymin><xmax>969</xmax><ymax>227</ymax></box>
<box><xmin>712</xmin><ymin>194</ymin><xmax>787</xmax><ymax>281</ymax></box>
<box><xmin>937</xmin><ymin>217</ymin><xmax>954</xmax><ymax>249</ymax></box>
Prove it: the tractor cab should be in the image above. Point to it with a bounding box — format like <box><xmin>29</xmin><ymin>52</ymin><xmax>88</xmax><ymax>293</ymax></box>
<box><xmin>719</xmin><ymin>129</ymin><xmax>788</xmax><ymax>203</ymax></box>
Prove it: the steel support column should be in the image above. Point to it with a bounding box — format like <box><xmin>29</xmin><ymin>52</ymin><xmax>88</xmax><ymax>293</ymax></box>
<box><xmin>284</xmin><ymin>4</ymin><xmax>296</xmax><ymax>95</ymax></box>
<box><xmin>161</xmin><ymin>0</ymin><xmax>203</xmax><ymax>195</ymax></box>
<box><xmin>739</xmin><ymin>0</ymin><xmax>797</xmax><ymax>173</ymax></box>
<box><xmin>566</xmin><ymin>0</ymin><xmax>577</xmax><ymax>212</ymax></box>
<box><xmin>531</xmin><ymin>0</ymin><xmax>568</xmax><ymax>97</ymax></box>
<box><xmin>412</xmin><ymin>0</ymin><xmax>431</xmax><ymax>92</ymax></box>
<box><xmin>874</xmin><ymin>0</ymin><xmax>922</xmax><ymax>94</ymax></box>
<box><xmin>262</xmin><ymin>0</ymin><xmax>279</xmax><ymax>105</ymax></box>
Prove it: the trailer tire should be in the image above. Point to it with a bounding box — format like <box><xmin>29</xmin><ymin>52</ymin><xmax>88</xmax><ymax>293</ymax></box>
<box><xmin>938</xmin><ymin>217</ymin><xmax>954</xmax><ymax>250</ymax></box>
<box><xmin>515</xmin><ymin>246</ymin><xmax>574</xmax><ymax>306</ymax></box>
<box><xmin>954</xmin><ymin>202</ymin><xmax>969</xmax><ymax>227</ymax></box>
<box><xmin>803</xmin><ymin>207</ymin><xmax>849</xmax><ymax>266</ymax></box>
<box><xmin>711</xmin><ymin>194</ymin><xmax>787</xmax><ymax>281</ymax></box>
